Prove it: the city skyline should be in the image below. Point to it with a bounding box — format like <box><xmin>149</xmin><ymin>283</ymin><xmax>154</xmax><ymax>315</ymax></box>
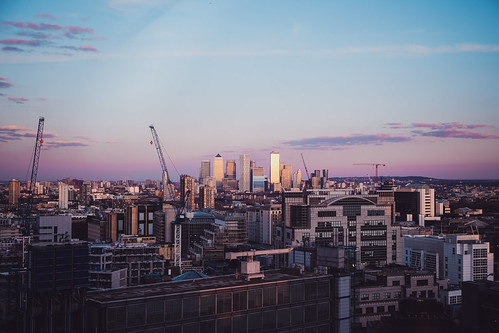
<box><xmin>1</xmin><ymin>1</ymin><xmax>499</xmax><ymax>181</ymax></box>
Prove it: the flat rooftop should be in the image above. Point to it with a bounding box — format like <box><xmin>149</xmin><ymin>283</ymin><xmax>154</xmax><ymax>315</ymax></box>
<box><xmin>87</xmin><ymin>269</ymin><xmax>328</xmax><ymax>304</ymax></box>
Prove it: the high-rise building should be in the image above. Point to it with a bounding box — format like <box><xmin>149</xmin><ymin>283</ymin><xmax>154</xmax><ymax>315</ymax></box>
<box><xmin>250</xmin><ymin>167</ymin><xmax>265</xmax><ymax>192</ymax></box>
<box><xmin>199</xmin><ymin>185</ymin><xmax>215</xmax><ymax>209</ymax></box>
<box><xmin>292</xmin><ymin>169</ymin><xmax>302</xmax><ymax>189</ymax></box>
<box><xmin>213</xmin><ymin>154</ymin><xmax>223</xmax><ymax>189</ymax></box>
<box><xmin>180</xmin><ymin>175</ymin><xmax>196</xmax><ymax>211</ymax></box>
<box><xmin>225</xmin><ymin>160</ymin><xmax>236</xmax><ymax>180</ymax></box>
<box><xmin>239</xmin><ymin>154</ymin><xmax>250</xmax><ymax>192</ymax></box>
<box><xmin>395</xmin><ymin>184</ymin><xmax>435</xmax><ymax>226</ymax></box>
<box><xmin>250</xmin><ymin>160</ymin><xmax>256</xmax><ymax>169</ymax></box>
<box><xmin>8</xmin><ymin>179</ymin><xmax>20</xmax><ymax>205</ymax></box>
<box><xmin>281</xmin><ymin>164</ymin><xmax>292</xmax><ymax>189</ymax></box>
<box><xmin>163</xmin><ymin>171</ymin><xmax>173</xmax><ymax>201</ymax></box>
<box><xmin>270</xmin><ymin>151</ymin><xmax>280</xmax><ymax>185</ymax></box>
<box><xmin>58</xmin><ymin>181</ymin><xmax>69</xmax><ymax>209</ymax></box>
<box><xmin>199</xmin><ymin>160</ymin><xmax>211</xmax><ymax>184</ymax></box>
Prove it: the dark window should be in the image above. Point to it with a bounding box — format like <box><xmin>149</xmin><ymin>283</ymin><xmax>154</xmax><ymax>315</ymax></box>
<box><xmin>248</xmin><ymin>312</ymin><xmax>262</xmax><ymax>333</ymax></box>
<box><xmin>127</xmin><ymin>303</ymin><xmax>145</xmax><ymax>327</ymax></box>
<box><xmin>216</xmin><ymin>317</ymin><xmax>231</xmax><ymax>333</ymax></box>
<box><xmin>248</xmin><ymin>289</ymin><xmax>262</xmax><ymax>309</ymax></box>
<box><xmin>200</xmin><ymin>295</ymin><xmax>215</xmax><ymax>316</ymax></box>
<box><xmin>217</xmin><ymin>293</ymin><xmax>232</xmax><ymax>314</ymax></box>
<box><xmin>200</xmin><ymin>320</ymin><xmax>215</xmax><ymax>333</ymax></box>
<box><xmin>183</xmin><ymin>296</ymin><xmax>198</xmax><ymax>318</ymax></box>
<box><xmin>318</xmin><ymin>211</ymin><xmax>336</xmax><ymax>217</ymax></box>
<box><xmin>165</xmin><ymin>299</ymin><xmax>181</xmax><ymax>321</ymax></box>
<box><xmin>147</xmin><ymin>301</ymin><xmax>164</xmax><ymax>324</ymax></box>
<box><xmin>317</xmin><ymin>280</ymin><xmax>330</xmax><ymax>298</ymax></box>
<box><xmin>304</xmin><ymin>304</ymin><xmax>317</xmax><ymax>323</ymax></box>
<box><xmin>416</xmin><ymin>279</ymin><xmax>428</xmax><ymax>286</ymax></box>
<box><xmin>317</xmin><ymin>302</ymin><xmax>330</xmax><ymax>321</ymax></box>
<box><xmin>392</xmin><ymin>280</ymin><xmax>400</xmax><ymax>286</ymax></box>
<box><xmin>377</xmin><ymin>306</ymin><xmax>384</xmax><ymax>313</ymax></box>
<box><xmin>263</xmin><ymin>286</ymin><xmax>276</xmax><ymax>306</ymax></box>
<box><xmin>291</xmin><ymin>307</ymin><xmax>304</xmax><ymax>325</ymax></box>
<box><xmin>183</xmin><ymin>322</ymin><xmax>199</xmax><ymax>333</ymax></box>
<box><xmin>305</xmin><ymin>282</ymin><xmax>318</xmax><ymax>300</ymax></box>
<box><xmin>365</xmin><ymin>307</ymin><xmax>374</xmax><ymax>314</ymax></box>
<box><xmin>290</xmin><ymin>283</ymin><xmax>305</xmax><ymax>302</ymax></box>
<box><xmin>367</xmin><ymin>210</ymin><xmax>385</xmax><ymax>216</ymax></box>
<box><xmin>278</xmin><ymin>285</ymin><xmax>290</xmax><ymax>304</ymax></box>
<box><xmin>166</xmin><ymin>325</ymin><xmax>181</xmax><ymax>333</ymax></box>
<box><xmin>233</xmin><ymin>291</ymin><xmax>247</xmax><ymax>311</ymax></box>
<box><xmin>107</xmin><ymin>306</ymin><xmax>125</xmax><ymax>329</ymax></box>
<box><xmin>277</xmin><ymin>308</ymin><xmax>290</xmax><ymax>328</ymax></box>
<box><xmin>388</xmin><ymin>305</ymin><xmax>396</xmax><ymax>312</ymax></box>
<box><xmin>232</xmin><ymin>315</ymin><xmax>247</xmax><ymax>333</ymax></box>
<box><xmin>263</xmin><ymin>311</ymin><xmax>276</xmax><ymax>330</ymax></box>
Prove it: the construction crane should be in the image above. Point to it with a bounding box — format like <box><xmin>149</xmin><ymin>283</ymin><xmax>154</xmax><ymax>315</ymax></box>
<box><xmin>20</xmin><ymin>116</ymin><xmax>44</xmax><ymax>236</ymax></box>
<box><xmin>353</xmin><ymin>163</ymin><xmax>386</xmax><ymax>187</ymax></box>
<box><xmin>300</xmin><ymin>153</ymin><xmax>311</xmax><ymax>188</ymax></box>
<box><xmin>149</xmin><ymin>125</ymin><xmax>175</xmax><ymax>201</ymax></box>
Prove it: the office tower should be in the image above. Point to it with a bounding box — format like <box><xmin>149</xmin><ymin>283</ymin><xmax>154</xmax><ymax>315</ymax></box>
<box><xmin>250</xmin><ymin>167</ymin><xmax>265</xmax><ymax>192</ymax></box>
<box><xmin>239</xmin><ymin>154</ymin><xmax>250</xmax><ymax>192</ymax></box>
<box><xmin>153</xmin><ymin>204</ymin><xmax>176</xmax><ymax>243</ymax></box>
<box><xmin>292</xmin><ymin>169</ymin><xmax>302</xmax><ymax>189</ymax></box>
<box><xmin>199</xmin><ymin>185</ymin><xmax>215</xmax><ymax>209</ymax></box>
<box><xmin>199</xmin><ymin>160</ymin><xmax>211</xmax><ymax>184</ymax></box>
<box><xmin>270</xmin><ymin>151</ymin><xmax>280</xmax><ymax>185</ymax></box>
<box><xmin>250</xmin><ymin>160</ymin><xmax>256</xmax><ymax>168</ymax></box>
<box><xmin>8</xmin><ymin>179</ymin><xmax>20</xmax><ymax>205</ymax></box>
<box><xmin>58</xmin><ymin>181</ymin><xmax>69</xmax><ymax>209</ymax></box>
<box><xmin>225</xmin><ymin>160</ymin><xmax>236</xmax><ymax>180</ymax></box>
<box><xmin>180</xmin><ymin>174</ymin><xmax>196</xmax><ymax>211</ymax></box>
<box><xmin>281</xmin><ymin>164</ymin><xmax>292</xmax><ymax>189</ymax></box>
<box><xmin>213</xmin><ymin>154</ymin><xmax>223</xmax><ymax>189</ymax></box>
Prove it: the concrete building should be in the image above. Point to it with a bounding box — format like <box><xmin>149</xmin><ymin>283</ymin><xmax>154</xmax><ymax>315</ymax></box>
<box><xmin>403</xmin><ymin>234</ymin><xmax>494</xmax><ymax>285</ymax></box>
<box><xmin>36</xmin><ymin>215</ymin><xmax>72</xmax><ymax>243</ymax></box>
<box><xmin>280</xmin><ymin>189</ymin><xmax>402</xmax><ymax>268</ymax></box>
<box><xmin>153</xmin><ymin>204</ymin><xmax>176</xmax><ymax>243</ymax></box>
<box><xmin>8</xmin><ymin>179</ymin><xmax>20</xmax><ymax>205</ymax></box>
<box><xmin>125</xmin><ymin>204</ymin><xmax>158</xmax><ymax>236</ymax></box>
<box><xmin>58</xmin><ymin>181</ymin><xmax>69</xmax><ymax>209</ymax></box>
<box><xmin>270</xmin><ymin>151</ymin><xmax>280</xmax><ymax>185</ymax></box>
<box><xmin>86</xmin><ymin>269</ymin><xmax>351</xmax><ymax>333</ymax></box>
<box><xmin>395</xmin><ymin>185</ymin><xmax>435</xmax><ymax>226</ymax></box>
<box><xmin>247</xmin><ymin>204</ymin><xmax>282</xmax><ymax>245</ymax></box>
<box><xmin>239</xmin><ymin>154</ymin><xmax>250</xmax><ymax>192</ymax></box>
<box><xmin>199</xmin><ymin>185</ymin><xmax>215</xmax><ymax>209</ymax></box>
<box><xmin>213</xmin><ymin>154</ymin><xmax>224</xmax><ymax>189</ymax></box>
<box><xmin>250</xmin><ymin>167</ymin><xmax>265</xmax><ymax>193</ymax></box>
<box><xmin>180</xmin><ymin>175</ymin><xmax>196</xmax><ymax>212</ymax></box>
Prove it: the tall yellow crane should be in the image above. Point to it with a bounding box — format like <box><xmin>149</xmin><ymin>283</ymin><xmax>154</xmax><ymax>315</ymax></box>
<box><xmin>353</xmin><ymin>163</ymin><xmax>386</xmax><ymax>187</ymax></box>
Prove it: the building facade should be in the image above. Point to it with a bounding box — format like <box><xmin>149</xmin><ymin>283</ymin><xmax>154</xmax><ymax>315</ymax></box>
<box><xmin>270</xmin><ymin>152</ymin><xmax>280</xmax><ymax>185</ymax></box>
<box><xmin>239</xmin><ymin>154</ymin><xmax>250</xmax><ymax>192</ymax></box>
<box><xmin>213</xmin><ymin>154</ymin><xmax>224</xmax><ymax>189</ymax></box>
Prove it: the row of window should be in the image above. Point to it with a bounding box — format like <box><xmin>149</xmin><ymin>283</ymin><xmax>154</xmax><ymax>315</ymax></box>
<box><xmin>317</xmin><ymin>221</ymin><xmax>341</xmax><ymax>227</ymax></box>
<box><xmin>359</xmin><ymin>291</ymin><xmax>401</xmax><ymax>301</ymax></box>
<box><xmin>363</xmin><ymin>220</ymin><xmax>385</xmax><ymax>226</ymax></box>
<box><xmin>356</xmin><ymin>305</ymin><xmax>396</xmax><ymax>315</ymax></box>
<box><xmin>360</xmin><ymin>240</ymin><xmax>387</xmax><ymax>247</ymax></box>
<box><xmin>317</xmin><ymin>211</ymin><xmax>337</xmax><ymax>217</ymax></box>
<box><xmin>361</xmin><ymin>230</ymin><xmax>386</xmax><ymax>237</ymax></box>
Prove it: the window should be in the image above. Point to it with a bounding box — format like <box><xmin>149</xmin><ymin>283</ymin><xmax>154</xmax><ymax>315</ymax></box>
<box><xmin>277</xmin><ymin>308</ymin><xmax>290</xmax><ymax>328</ymax></box>
<box><xmin>393</xmin><ymin>292</ymin><xmax>401</xmax><ymax>298</ymax></box>
<box><xmin>377</xmin><ymin>306</ymin><xmax>384</xmax><ymax>313</ymax></box>
<box><xmin>416</xmin><ymin>280</ymin><xmax>428</xmax><ymax>286</ymax></box>
<box><xmin>318</xmin><ymin>211</ymin><xmax>336</xmax><ymax>217</ymax></box>
<box><xmin>217</xmin><ymin>318</ymin><xmax>231</xmax><ymax>333</ymax></box>
<box><xmin>367</xmin><ymin>210</ymin><xmax>385</xmax><ymax>216</ymax></box>
<box><xmin>147</xmin><ymin>301</ymin><xmax>164</xmax><ymax>324</ymax></box>
<box><xmin>360</xmin><ymin>294</ymin><xmax>369</xmax><ymax>301</ymax></box>
<box><xmin>233</xmin><ymin>291</ymin><xmax>247</xmax><ymax>311</ymax></box>
<box><xmin>291</xmin><ymin>283</ymin><xmax>305</xmax><ymax>302</ymax></box>
<box><xmin>278</xmin><ymin>285</ymin><xmax>290</xmax><ymax>304</ymax></box>
<box><xmin>183</xmin><ymin>296</ymin><xmax>198</xmax><ymax>318</ymax></box>
<box><xmin>383</xmin><ymin>292</ymin><xmax>391</xmax><ymax>299</ymax></box>
<box><xmin>248</xmin><ymin>312</ymin><xmax>262</xmax><ymax>333</ymax></box>
<box><xmin>317</xmin><ymin>302</ymin><xmax>330</xmax><ymax>321</ymax></box>
<box><xmin>248</xmin><ymin>289</ymin><xmax>262</xmax><ymax>309</ymax></box>
<box><xmin>263</xmin><ymin>287</ymin><xmax>276</xmax><ymax>306</ymax></box>
<box><xmin>291</xmin><ymin>307</ymin><xmax>304</xmax><ymax>325</ymax></box>
<box><xmin>263</xmin><ymin>311</ymin><xmax>276</xmax><ymax>330</ymax></box>
<box><xmin>107</xmin><ymin>306</ymin><xmax>125</xmax><ymax>329</ymax></box>
<box><xmin>217</xmin><ymin>293</ymin><xmax>232</xmax><ymax>314</ymax></box>
<box><xmin>305</xmin><ymin>282</ymin><xmax>318</xmax><ymax>300</ymax></box>
<box><xmin>304</xmin><ymin>304</ymin><xmax>317</xmax><ymax>323</ymax></box>
<box><xmin>365</xmin><ymin>307</ymin><xmax>374</xmax><ymax>314</ymax></box>
<box><xmin>200</xmin><ymin>295</ymin><xmax>215</xmax><ymax>316</ymax></box>
<box><xmin>232</xmin><ymin>315</ymin><xmax>247</xmax><ymax>333</ymax></box>
<box><xmin>127</xmin><ymin>304</ymin><xmax>145</xmax><ymax>327</ymax></box>
<box><xmin>388</xmin><ymin>305</ymin><xmax>396</xmax><ymax>312</ymax></box>
<box><xmin>373</xmin><ymin>293</ymin><xmax>380</xmax><ymax>300</ymax></box>
<box><xmin>392</xmin><ymin>280</ymin><xmax>400</xmax><ymax>286</ymax></box>
<box><xmin>139</xmin><ymin>212</ymin><xmax>145</xmax><ymax>221</ymax></box>
<box><xmin>165</xmin><ymin>299</ymin><xmax>181</xmax><ymax>321</ymax></box>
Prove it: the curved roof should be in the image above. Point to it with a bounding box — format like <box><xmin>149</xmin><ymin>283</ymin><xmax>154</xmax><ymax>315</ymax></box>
<box><xmin>321</xmin><ymin>196</ymin><xmax>377</xmax><ymax>206</ymax></box>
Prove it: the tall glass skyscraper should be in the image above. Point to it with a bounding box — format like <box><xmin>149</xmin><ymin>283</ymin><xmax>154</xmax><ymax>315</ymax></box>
<box><xmin>213</xmin><ymin>154</ymin><xmax>223</xmax><ymax>189</ymax></box>
<box><xmin>270</xmin><ymin>151</ymin><xmax>280</xmax><ymax>185</ymax></box>
<box><xmin>239</xmin><ymin>154</ymin><xmax>250</xmax><ymax>192</ymax></box>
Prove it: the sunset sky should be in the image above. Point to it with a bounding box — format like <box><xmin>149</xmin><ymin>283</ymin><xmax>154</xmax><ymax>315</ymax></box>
<box><xmin>1</xmin><ymin>0</ymin><xmax>499</xmax><ymax>181</ymax></box>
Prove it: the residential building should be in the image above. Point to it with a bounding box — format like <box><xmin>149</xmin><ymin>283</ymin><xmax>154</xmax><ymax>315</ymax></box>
<box><xmin>58</xmin><ymin>181</ymin><xmax>69</xmax><ymax>209</ymax></box>
<box><xmin>199</xmin><ymin>185</ymin><xmax>215</xmax><ymax>209</ymax></box>
<box><xmin>239</xmin><ymin>154</ymin><xmax>251</xmax><ymax>192</ymax></box>
<box><xmin>180</xmin><ymin>175</ymin><xmax>196</xmax><ymax>211</ymax></box>
<box><xmin>8</xmin><ymin>179</ymin><xmax>20</xmax><ymax>205</ymax></box>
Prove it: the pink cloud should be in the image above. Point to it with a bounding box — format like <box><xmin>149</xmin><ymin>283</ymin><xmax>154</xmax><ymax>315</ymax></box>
<box><xmin>60</xmin><ymin>45</ymin><xmax>98</xmax><ymax>52</ymax></box>
<box><xmin>35</xmin><ymin>13</ymin><xmax>57</xmax><ymax>20</ymax></box>
<box><xmin>66</xmin><ymin>26</ymin><xmax>93</xmax><ymax>34</ymax></box>
<box><xmin>0</xmin><ymin>125</ymin><xmax>31</xmax><ymax>131</ymax></box>
<box><xmin>43</xmin><ymin>140</ymin><xmax>89</xmax><ymax>148</ymax></box>
<box><xmin>0</xmin><ymin>38</ymin><xmax>40</xmax><ymax>46</ymax></box>
<box><xmin>0</xmin><ymin>77</ymin><xmax>13</xmax><ymax>88</ymax></box>
<box><xmin>8</xmin><ymin>96</ymin><xmax>29</xmax><ymax>103</ymax></box>
<box><xmin>284</xmin><ymin>133</ymin><xmax>411</xmax><ymax>149</ymax></box>
<box><xmin>38</xmin><ymin>97</ymin><xmax>47</xmax><ymax>101</ymax></box>
<box><xmin>411</xmin><ymin>122</ymin><xmax>491</xmax><ymax>130</ymax></box>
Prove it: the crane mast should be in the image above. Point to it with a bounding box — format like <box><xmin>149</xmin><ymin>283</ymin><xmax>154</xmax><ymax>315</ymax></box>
<box><xmin>353</xmin><ymin>163</ymin><xmax>386</xmax><ymax>187</ymax></box>
<box><xmin>22</xmin><ymin>116</ymin><xmax>44</xmax><ymax>236</ymax></box>
<box><xmin>149</xmin><ymin>125</ymin><xmax>174</xmax><ymax>200</ymax></box>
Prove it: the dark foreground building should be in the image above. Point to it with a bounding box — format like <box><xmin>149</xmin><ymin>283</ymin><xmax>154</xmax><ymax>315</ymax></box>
<box><xmin>86</xmin><ymin>270</ymin><xmax>351</xmax><ymax>333</ymax></box>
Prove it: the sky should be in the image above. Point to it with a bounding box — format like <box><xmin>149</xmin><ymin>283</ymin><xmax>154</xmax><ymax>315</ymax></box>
<box><xmin>1</xmin><ymin>0</ymin><xmax>499</xmax><ymax>181</ymax></box>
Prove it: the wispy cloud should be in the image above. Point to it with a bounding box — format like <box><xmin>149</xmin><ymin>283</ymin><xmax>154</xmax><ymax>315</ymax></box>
<box><xmin>0</xmin><ymin>38</ymin><xmax>41</xmax><ymax>46</ymax></box>
<box><xmin>0</xmin><ymin>125</ymin><xmax>58</xmax><ymax>142</ymax></box>
<box><xmin>60</xmin><ymin>45</ymin><xmax>98</xmax><ymax>52</ymax></box>
<box><xmin>418</xmin><ymin>129</ymin><xmax>499</xmax><ymax>139</ymax></box>
<box><xmin>34</xmin><ymin>13</ymin><xmax>57</xmax><ymax>20</ymax></box>
<box><xmin>0</xmin><ymin>77</ymin><xmax>13</xmax><ymax>88</ymax></box>
<box><xmin>284</xmin><ymin>134</ymin><xmax>411</xmax><ymax>150</ymax></box>
<box><xmin>3</xmin><ymin>21</ymin><xmax>62</xmax><ymax>31</ymax></box>
<box><xmin>2</xmin><ymin>46</ymin><xmax>24</xmax><ymax>52</ymax></box>
<box><xmin>44</xmin><ymin>140</ymin><xmax>89</xmax><ymax>148</ymax></box>
<box><xmin>8</xmin><ymin>96</ymin><xmax>29</xmax><ymax>103</ymax></box>
<box><xmin>0</xmin><ymin>125</ymin><xmax>31</xmax><ymax>131</ymax></box>
<box><xmin>411</xmin><ymin>122</ymin><xmax>490</xmax><ymax>130</ymax></box>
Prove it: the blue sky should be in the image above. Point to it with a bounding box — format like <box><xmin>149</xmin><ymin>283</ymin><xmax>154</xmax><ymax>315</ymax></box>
<box><xmin>1</xmin><ymin>0</ymin><xmax>499</xmax><ymax>181</ymax></box>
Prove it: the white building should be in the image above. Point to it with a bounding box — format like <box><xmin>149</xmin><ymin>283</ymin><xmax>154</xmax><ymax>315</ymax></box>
<box><xmin>37</xmin><ymin>215</ymin><xmax>72</xmax><ymax>243</ymax></box>
<box><xmin>58</xmin><ymin>182</ymin><xmax>69</xmax><ymax>209</ymax></box>
<box><xmin>238</xmin><ymin>154</ymin><xmax>250</xmax><ymax>192</ymax></box>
